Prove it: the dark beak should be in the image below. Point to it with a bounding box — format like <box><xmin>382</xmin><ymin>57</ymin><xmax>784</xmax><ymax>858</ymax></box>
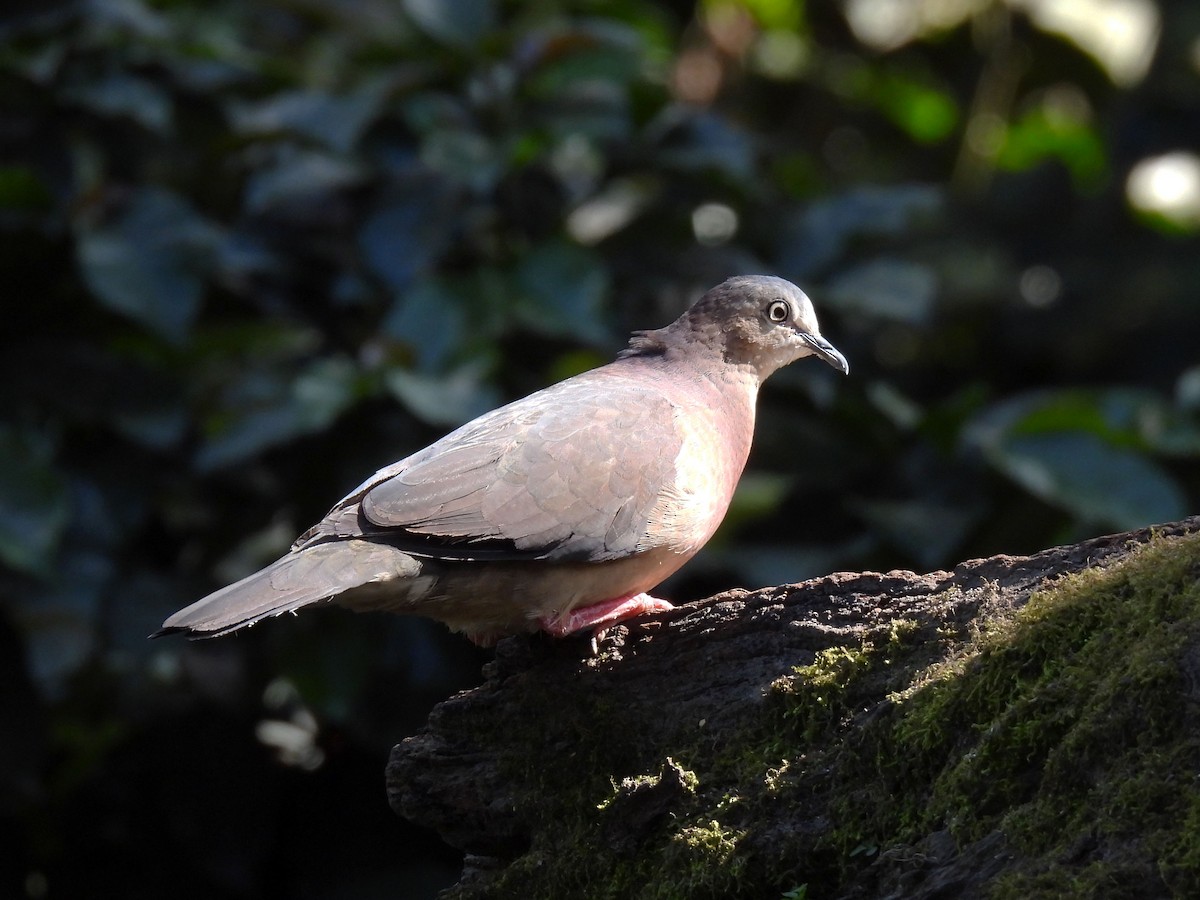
<box><xmin>801</xmin><ymin>333</ymin><xmax>849</xmax><ymax>375</ymax></box>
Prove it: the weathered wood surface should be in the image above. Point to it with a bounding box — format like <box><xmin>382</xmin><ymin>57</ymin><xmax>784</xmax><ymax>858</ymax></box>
<box><xmin>387</xmin><ymin>517</ymin><xmax>1200</xmax><ymax>898</ymax></box>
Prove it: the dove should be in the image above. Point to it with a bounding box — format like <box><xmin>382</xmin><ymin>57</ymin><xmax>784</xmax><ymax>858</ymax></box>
<box><xmin>157</xmin><ymin>275</ymin><xmax>848</xmax><ymax>645</ymax></box>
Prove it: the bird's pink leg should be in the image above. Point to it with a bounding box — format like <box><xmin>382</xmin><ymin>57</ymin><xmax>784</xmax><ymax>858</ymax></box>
<box><xmin>539</xmin><ymin>592</ymin><xmax>675</xmax><ymax>638</ymax></box>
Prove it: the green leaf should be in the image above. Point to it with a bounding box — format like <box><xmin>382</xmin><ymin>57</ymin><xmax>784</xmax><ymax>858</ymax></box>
<box><xmin>823</xmin><ymin>258</ymin><xmax>937</xmax><ymax>325</ymax></box>
<box><xmin>64</xmin><ymin>73</ymin><xmax>173</xmax><ymax>133</ymax></box>
<box><xmin>381</xmin><ymin>279</ymin><xmax>468</xmax><ymax>371</ymax></box>
<box><xmin>998</xmin><ymin>105</ymin><xmax>1107</xmax><ymax>187</ymax></box>
<box><xmin>403</xmin><ymin>0</ymin><xmax>495</xmax><ymax>48</ymax></box>
<box><xmin>782</xmin><ymin>185</ymin><xmax>942</xmax><ymax>277</ymax></box>
<box><xmin>964</xmin><ymin>390</ymin><xmax>1191</xmax><ymax>527</ymax></box>
<box><xmin>722</xmin><ymin>473</ymin><xmax>794</xmax><ymax>533</ymax></box>
<box><xmin>419</xmin><ymin>129</ymin><xmax>501</xmax><ymax>192</ymax></box>
<box><xmin>734</xmin><ymin>0</ymin><xmax>804</xmax><ymax>30</ymax></box>
<box><xmin>195</xmin><ymin>357</ymin><xmax>361</xmax><ymax>471</ymax></box>
<box><xmin>654</xmin><ymin>112</ymin><xmax>755</xmax><ymax>182</ymax></box>
<box><xmin>965</xmin><ymin>389</ymin><xmax>1171</xmax><ymax>451</ymax></box>
<box><xmin>228</xmin><ymin>83</ymin><xmax>388</xmax><ymax>154</ymax></box>
<box><xmin>385</xmin><ymin>363</ymin><xmax>501</xmax><ymax>427</ymax></box>
<box><xmin>0</xmin><ymin>427</ymin><xmax>69</xmax><ymax>575</ymax></box>
<box><xmin>544</xmin><ymin>348</ymin><xmax>608</xmax><ymax>385</ymax></box>
<box><xmin>855</xmin><ymin>499</ymin><xmax>981</xmax><ymax>569</ymax></box>
<box><xmin>401</xmin><ymin>92</ymin><xmax>469</xmax><ymax>134</ymax></box>
<box><xmin>77</xmin><ymin>188</ymin><xmax>221</xmax><ymax>342</ymax></box>
<box><xmin>85</xmin><ymin>0</ymin><xmax>172</xmax><ymax>39</ymax></box>
<box><xmin>359</xmin><ymin>187</ymin><xmax>457</xmax><ymax>293</ymax></box>
<box><xmin>1176</xmin><ymin>366</ymin><xmax>1200</xmax><ymax>411</ymax></box>
<box><xmin>292</xmin><ymin>357</ymin><xmax>362</xmax><ymax>430</ymax></box>
<box><xmin>514</xmin><ymin>239</ymin><xmax>612</xmax><ymax>344</ymax></box>
<box><xmin>987</xmin><ymin>431</ymin><xmax>1185</xmax><ymax>529</ymax></box>
<box><xmin>243</xmin><ymin>151</ymin><xmax>366</xmax><ymax>215</ymax></box>
<box><xmin>16</xmin><ymin>548</ymin><xmax>113</xmax><ymax>688</ymax></box>
<box><xmin>527</xmin><ymin>32</ymin><xmax>643</xmax><ymax>91</ymax></box>
<box><xmin>875</xmin><ymin>72</ymin><xmax>958</xmax><ymax>144</ymax></box>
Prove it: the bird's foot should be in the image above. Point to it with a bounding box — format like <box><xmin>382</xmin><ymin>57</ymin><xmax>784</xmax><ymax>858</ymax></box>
<box><xmin>540</xmin><ymin>592</ymin><xmax>675</xmax><ymax>640</ymax></box>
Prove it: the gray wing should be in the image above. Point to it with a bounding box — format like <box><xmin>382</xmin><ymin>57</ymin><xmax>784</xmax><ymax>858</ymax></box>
<box><xmin>310</xmin><ymin>371</ymin><xmax>682</xmax><ymax>563</ymax></box>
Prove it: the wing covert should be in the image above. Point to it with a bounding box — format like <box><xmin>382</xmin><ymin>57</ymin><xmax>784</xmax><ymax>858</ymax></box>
<box><xmin>359</xmin><ymin>375</ymin><xmax>682</xmax><ymax>562</ymax></box>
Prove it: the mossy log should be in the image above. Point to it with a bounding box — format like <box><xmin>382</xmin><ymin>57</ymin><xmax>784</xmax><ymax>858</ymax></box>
<box><xmin>387</xmin><ymin>517</ymin><xmax>1200</xmax><ymax>899</ymax></box>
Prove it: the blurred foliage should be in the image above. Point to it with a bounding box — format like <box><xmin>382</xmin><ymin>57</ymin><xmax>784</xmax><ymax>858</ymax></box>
<box><xmin>1</xmin><ymin>0</ymin><xmax>1199</xmax><ymax>896</ymax></box>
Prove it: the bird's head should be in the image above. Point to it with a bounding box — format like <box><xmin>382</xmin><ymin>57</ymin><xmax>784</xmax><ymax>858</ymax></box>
<box><xmin>668</xmin><ymin>275</ymin><xmax>849</xmax><ymax>381</ymax></box>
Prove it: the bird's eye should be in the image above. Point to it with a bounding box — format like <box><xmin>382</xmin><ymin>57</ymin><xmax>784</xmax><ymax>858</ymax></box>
<box><xmin>766</xmin><ymin>299</ymin><xmax>791</xmax><ymax>323</ymax></box>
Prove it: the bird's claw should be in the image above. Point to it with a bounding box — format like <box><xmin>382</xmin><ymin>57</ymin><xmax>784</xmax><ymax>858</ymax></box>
<box><xmin>540</xmin><ymin>592</ymin><xmax>674</xmax><ymax>641</ymax></box>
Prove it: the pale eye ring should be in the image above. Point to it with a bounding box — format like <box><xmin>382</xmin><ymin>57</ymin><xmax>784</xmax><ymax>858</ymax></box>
<box><xmin>767</xmin><ymin>299</ymin><xmax>791</xmax><ymax>323</ymax></box>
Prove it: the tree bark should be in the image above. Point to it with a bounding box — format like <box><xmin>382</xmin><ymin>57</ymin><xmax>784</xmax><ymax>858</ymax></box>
<box><xmin>387</xmin><ymin>517</ymin><xmax>1200</xmax><ymax>899</ymax></box>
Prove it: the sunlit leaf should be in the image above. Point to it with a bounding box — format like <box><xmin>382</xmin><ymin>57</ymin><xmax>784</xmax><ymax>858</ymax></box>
<box><xmin>874</xmin><ymin>72</ymin><xmax>958</xmax><ymax>144</ymax></box>
<box><xmin>998</xmin><ymin>105</ymin><xmax>1107</xmax><ymax>187</ymax></box>
<box><xmin>77</xmin><ymin>188</ymin><xmax>221</xmax><ymax>342</ymax></box>
<box><xmin>544</xmin><ymin>348</ymin><xmax>608</xmax><ymax>385</ymax></box>
<box><xmin>729</xmin><ymin>0</ymin><xmax>804</xmax><ymax>30</ymax></box>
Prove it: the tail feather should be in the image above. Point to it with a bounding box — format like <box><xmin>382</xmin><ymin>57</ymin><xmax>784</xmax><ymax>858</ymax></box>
<box><xmin>156</xmin><ymin>540</ymin><xmax>423</xmax><ymax>638</ymax></box>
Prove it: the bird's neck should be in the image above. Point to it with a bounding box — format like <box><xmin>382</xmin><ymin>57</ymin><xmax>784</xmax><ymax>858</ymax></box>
<box><xmin>620</xmin><ymin>351</ymin><xmax>760</xmax><ymax>470</ymax></box>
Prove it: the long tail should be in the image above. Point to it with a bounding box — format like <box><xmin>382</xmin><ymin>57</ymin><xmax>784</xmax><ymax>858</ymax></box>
<box><xmin>155</xmin><ymin>540</ymin><xmax>423</xmax><ymax>638</ymax></box>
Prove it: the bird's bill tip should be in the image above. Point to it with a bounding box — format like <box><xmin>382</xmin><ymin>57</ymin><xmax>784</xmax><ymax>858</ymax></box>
<box><xmin>802</xmin><ymin>334</ymin><xmax>849</xmax><ymax>375</ymax></box>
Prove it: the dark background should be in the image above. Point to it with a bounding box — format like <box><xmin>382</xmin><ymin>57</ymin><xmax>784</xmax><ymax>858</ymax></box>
<box><xmin>2</xmin><ymin>0</ymin><xmax>1198</xmax><ymax>897</ymax></box>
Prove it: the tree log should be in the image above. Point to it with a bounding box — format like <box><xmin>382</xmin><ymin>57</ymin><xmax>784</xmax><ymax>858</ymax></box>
<box><xmin>388</xmin><ymin>517</ymin><xmax>1200</xmax><ymax>899</ymax></box>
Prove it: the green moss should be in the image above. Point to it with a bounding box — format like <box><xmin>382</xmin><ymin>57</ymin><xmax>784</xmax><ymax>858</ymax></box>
<box><xmin>662</xmin><ymin>818</ymin><xmax>748</xmax><ymax>894</ymax></box>
<box><xmin>832</xmin><ymin>531</ymin><xmax>1200</xmax><ymax>896</ymax></box>
<box><xmin>468</xmin><ymin>532</ymin><xmax>1200</xmax><ymax>899</ymax></box>
<box><xmin>597</xmin><ymin>757</ymin><xmax>699</xmax><ymax>812</ymax></box>
<box><xmin>771</xmin><ymin>617</ymin><xmax>922</xmax><ymax>740</ymax></box>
